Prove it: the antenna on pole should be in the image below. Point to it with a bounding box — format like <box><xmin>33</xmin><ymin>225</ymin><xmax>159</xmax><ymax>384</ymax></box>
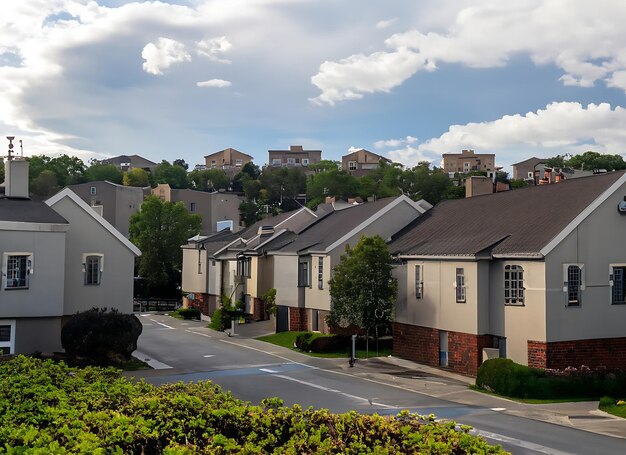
<box><xmin>6</xmin><ymin>136</ymin><xmax>15</xmax><ymax>161</ymax></box>
<box><xmin>19</xmin><ymin>139</ymin><xmax>23</xmax><ymax>157</ymax></box>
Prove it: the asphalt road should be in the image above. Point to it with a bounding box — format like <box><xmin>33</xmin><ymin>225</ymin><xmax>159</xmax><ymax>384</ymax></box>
<box><xmin>131</xmin><ymin>314</ymin><xmax>626</xmax><ymax>455</ymax></box>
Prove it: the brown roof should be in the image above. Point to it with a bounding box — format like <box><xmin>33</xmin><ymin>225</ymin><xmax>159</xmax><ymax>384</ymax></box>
<box><xmin>389</xmin><ymin>171</ymin><xmax>626</xmax><ymax>257</ymax></box>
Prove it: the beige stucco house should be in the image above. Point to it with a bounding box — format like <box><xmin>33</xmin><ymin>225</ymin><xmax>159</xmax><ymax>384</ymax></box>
<box><xmin>204</xmin><ymin>148</ymin><xmax>253</xmax><ymax>171</ymax></box>
<box><xmin>0</xmin><ymin>157</ymin><xmax>140</xmax><ymax>355</ymax></box>
<box><xmin>341</xmin><ymin>149</ymin><xmax>391</xmax><ymax>177</ymax></box>
<box><xmin>262</xmin><ymin>195</ymin><xmax>432</xmax><ymax>333</ymax></box>
<box><xmin>442</xmin><ymin>149</ymin><xmax>496</xmax><ymax>175</ymax></box>
<box><xmin>268</xmin><ymin>145</ymin><xmax>322</xmax><ymax>168</ymax></box>
<box><xmin>390</xmin><ymin>171</ymin><xmax>626</xmax><ymax>376</ymax></box>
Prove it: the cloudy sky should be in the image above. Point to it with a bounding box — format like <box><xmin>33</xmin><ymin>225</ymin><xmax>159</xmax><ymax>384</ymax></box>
<box><xmin>2</xmin><ymin>0</ymin><xmax>626</xmax><ymax>171</ymax></box>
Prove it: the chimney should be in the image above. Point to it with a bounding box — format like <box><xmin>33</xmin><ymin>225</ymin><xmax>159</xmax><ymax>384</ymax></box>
<box><xmin>4</xmin><ymin>137</ymin><xmax>29</xmax><ymax>199</ymax></box>
<box><xmin>290</xmin><ymin>145</ymin><xmax>304</xmax><ymax>152</ymax></box>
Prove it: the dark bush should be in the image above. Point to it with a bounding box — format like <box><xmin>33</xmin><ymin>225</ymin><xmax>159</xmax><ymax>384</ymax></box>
<box><xmin>295</xmin><ymin>332</ymin><xmax>314</xmax><ymax>351</ymax></box>
<box><xmin>310</xmin><ymin>334</ymin><xmax>349</xmax><ymax>352</ymax></box>
<box><xmin>209</xmin><ymin>308</ymin><xmax>229</xmax><ymax>331</ymax></box>
<box><xmin>477</xmin><ymin>358</ymin><xmax>626</xmax><ymax>399</ymax></box>
<box><xmin>175</xmin><ymin>307</ymin><xmax>201</xmax><ymax>320</ymax></box>
<box><xmin>61</xmin><ymin>308</ymin><xmax>142</xmax><ymax>362</ymax></box>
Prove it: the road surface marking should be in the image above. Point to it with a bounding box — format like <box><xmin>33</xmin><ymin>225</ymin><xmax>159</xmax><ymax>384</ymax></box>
<box><xmin>148</xmin><ymin>318</ymin><xmax>175</xmax><ymax>329</ymax></box>
<box><xmin>471</xmin><ymin>428</ymin><xmax>574</xmax><ymax>455</ymax></box>
<box><xmin>259</xmin><ymin>368</ymin><xmax>279</xmax><ymax>373</ymax></box>
<box><xmin>185</xmin><ymin>329</ymin><xmax>212</xmax><ymax>338</ymax></box>
<box><xmin>133</xmin><ymin>350</ymin><xmax>172</xmax><ymax>370</ymax></box>
<box><xmin>203</xmin><ymin>355</ymin><xmax>215</xmax><ymax>358</ymax></box>
<box><xmin>220</xmin><ymin>339</ymin><xmax>316</xmax><ymax>369</ymax></box>
<box><xmin>490</xmin><ymin>407</ymin><xmax>506</xmax><ymax>411</ymax></box>
<box><xmin>270</xmin><ymin>373</ymin><xmax>396</xmax><ymax>409</ymax></box>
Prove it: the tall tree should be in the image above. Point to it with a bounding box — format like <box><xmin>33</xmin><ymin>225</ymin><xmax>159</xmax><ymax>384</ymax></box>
<box><xmin>84</xmin><ymin>162</ymin><xmax>123</xmax><ymax>184</ymax></box>
<box><xmin>188</xmin><ymin>169</ymin><xmax>229</xmax><ymax>192</ymax></box>
<box><xmin>153</xmin><ymin>160</ymin><xmax>188</xmax><ymax>189</ymax></box>
<box><xmin>566</xmin><ymin>151</ymin><xmax>626</xmax><ymax>171</ymax></box>
<box><xmin>129</xmin><ymin>196</ymin><xmax>201</xmax><ymax>297</ymax></box>
<box><xmin>123</xmin><ymin>168</ymin><xmax>150</xmax><ymax>187</ymax></box>
<box><xmin>173</xmin><ymin>158</ymin><xmax>189</xmax><ymax>171</ymax></box>
<box><xmin>31</xmin><ymin>170</ymin><xmax>59</xmax><ymax>197</ymax></box>
<box><xmin>327</xmin><ymin>235</ymin><xmax>397</xmax><ymax>338</ymax></box>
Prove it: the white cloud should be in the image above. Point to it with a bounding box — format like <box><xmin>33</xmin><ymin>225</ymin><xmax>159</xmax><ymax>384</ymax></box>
<box><xmin>197</xmin><ymin>79</ymin><xmax>232</xmax><ymax>88</ymax></box>
<box><xmin>374</xmin><ymin>135</ymin><xmax>417</xmax><ymax>148</ymax></box>
<box><xmin>376</xmin><ymin>18</ymin><xmax>397</xmax><ymax>30</ymax></box>
<box><xmin>311</xmin><ymin>1</ymin><xmax>626</xmax><ymax>104</ymax></box>
<box><xmin>141</xmin><ymin>37</ymin><xmax>191</xmax><ymax>75</ymax></box>
<box><xmin>196</xmin><ymin>36</ymin><xmax>232</xmax><ymax>63</ymax></box>
<box><xmin>387</xmin><ymin>102</ymin><xmax>626</xmax><ymax>168</ymax></box>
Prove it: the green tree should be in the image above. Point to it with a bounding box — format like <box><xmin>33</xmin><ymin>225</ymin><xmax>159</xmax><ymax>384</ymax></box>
<box><xmin>173</xmin><ymin>158</ymin><xmax>189</xmax><ymax>170</ymax></box>
<box><xmin>546</xmin><ymin>155</ymin><xmax>565</xmax><ymax>169</ymax></box>
<box><xmin>239</xmin><ymin>200</ymin><xmax>261</xmax><ymax>227</ymax></box>
<box><xmin>129</xmin><ymin>196</ymin><xmax>201</xmax><ymax>296</ymax></box>
<box><xmin>306</xmin><ymin>168</ymin><xmax>359</xmax><ymax>208</ymax></box>
<box><xmin>188</xmin><ymin>169</ymin><xmax>230</xmax><ymax>192</ymax></box>
<box><xmin>566</xmin><ymin>151</ymin><xmax>626</xmax><ymax>171</ymax></box>
<box><xmin>30</xmin><ymin>170</ymin><xmax>59</xmax><ymax>197</ymax></box>
<box><xmin>153</xmin><ymin>160</ymin><xmax>188</xmax><ymax>189</ymax></box>
<box><xmin>48</xmin><ymin>154</ymin><xmax>87</xmax><ymax>186</ymax></box>
<box><xmin>123</xmin><ymin>168</ymin><xmax>150</xmax><ymax>187</ymax></box>
<box><xmin>84</xmin><ymin>162</ymin><xmax>124</xmax><ymax>184</ymax></box>
<box><xmin>328</xmin><ymin>235</ymin><xmax>397</xmax><ymax>339</ymax></box>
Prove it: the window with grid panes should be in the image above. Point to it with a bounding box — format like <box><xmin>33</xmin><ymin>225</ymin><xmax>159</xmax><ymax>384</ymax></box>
<box><xmin>504</xmin><ymin>265</ymin><xmax>524</xmax><ymax>305</ymax></box>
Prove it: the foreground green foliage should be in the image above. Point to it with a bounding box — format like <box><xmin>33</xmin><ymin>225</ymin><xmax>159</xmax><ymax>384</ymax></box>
<box><xmin>259</xmin><ymin>331</ymin><xmax>392</xmax><ymax>358</ymax></box>
<box><xmin>476</xmin><ymin>358</ymin><xmax>626</xmax><ymax>400</ymax></box>
<box><xmin>599</xmin><ymin>396</ymin><xmax>626</xmax><ymax>418</ymax></box>
<box><xmin>0</xmin><ymin>356</ymin><xmax>505</xmax><ymax>453</ymax></box>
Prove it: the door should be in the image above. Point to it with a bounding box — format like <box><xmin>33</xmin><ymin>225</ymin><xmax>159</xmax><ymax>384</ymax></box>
<box><xmin>276</xmin><ymin>306</ymin><xmax>289</xmax><ymax>332</ymax></box>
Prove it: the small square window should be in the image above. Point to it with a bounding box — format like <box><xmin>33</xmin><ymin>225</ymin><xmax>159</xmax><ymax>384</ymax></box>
<box><xmin>90</xmin><ymin>186</ymin><xmax>97</xmax><ymax>195</ymax></box>
<box><xmin>348</xmin><ymin>161</ymin><xmax>357</xmax><ymax>171</ymax></box>
<box><xmin>302</xmin><ymin>158</ymin><xmax>309</xmax><ymax>166</ymax></box>
<box><xmin>5</xmin><ymin>254</ymin><xmax>31</xmax><ymax>289</ymax></box>
<box><xmin>190</xmin><ymin>202</ymin><xmax>196</xmax><ymax>212</ymax></box>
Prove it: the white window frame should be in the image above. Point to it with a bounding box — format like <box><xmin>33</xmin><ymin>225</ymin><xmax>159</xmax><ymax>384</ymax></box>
<box><xmin>298</xmin><ymin>259</ymin><xmax>310</xmax><ymax>287</ymax></box>
<box><xmin>302</xmin><ymin>158</ymin><xmax>309</xmax><ymax>166</ymax></box>
<box><xmin>504</xmin><ymin>264</ymin><xmax>524</xmax><ymax>305</ymax></box>
<box><xmin>609</xmin><ymin>264</ymin><xmax>626</xmax><ymax>305</ymax></box>
<box><xmin>236</xmin><ymin>256</ymin><xmax>251</xmax><ymax>278</ymax></box>
<box><xmin>235</xmin><ymin>159</ymin><xmax>243</xmax><ymax>166</ymax></box>
<box><xmin>82</xmin><ymin>253</ymin><xmax>104</xmax><ymax>286</ymax></box>
<box><xmin>454</xmin><ymin>267</ymin><xmax>466</xmax><ymax>303</ymax></box>
<box><xmin>348</xmin><ymin>161</ymin><xmax>357</xmax><ymax>171</ymax></box>
<box><xmin>2</xmin><ymin>253</ymin><xmax>33</xmax><ymax>290</ymax></box>
<box><xmin>0</xmin><ymin>320</ymin><xmax>16</xmax><ymax>355</ymax></box>
<box><xmin>272</xmin><ymin>158</ymin><xmax>282</xmax><ymax>166</ymax></box>
<box><xmin>90</xmin><ymin>186</ymin><xmax>97</xmax><ymax>195</ymax></box>
<box><xmin>287</xmin><ymin>158</ymin><xmax>295</xmax><ymax>165</ymax></box>
<box><xmin>414</xmin><ymin>264</ymin><xmax>422</xmax><ymax>299</ymax></box>
<box><xmin>317</xmin><ymin>256</ymin><xmax>324</xmax><ymax>290</ymax></box>
<box><xmin>563</xmin><ymin>263</ymin><xmax>584</xmax><ymax>307</ymax></box>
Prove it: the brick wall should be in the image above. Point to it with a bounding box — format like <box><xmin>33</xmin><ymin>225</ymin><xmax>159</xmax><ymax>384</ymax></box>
<box><xmin>528</xmin><ymin>338</ymin><xmax>626</xmax><ymax>370</ymax></box>
<box><xmin>393</xmin><ymin>322</ymin><xmax>495</xmax><ymax>376</ymax></box>
<box><xmin>251</xmin><ymin>297</ymin><xmax>267</xmax><ymax>321</ymax></box>
<box><xmin>289</xmin><ymin>307</ymin><xmax>308</xmax><ymax>331</ymax></box>
<box><xmin>188</xmin><ymin>294</ymin><xmax>218</xmax><ymax>317</ymax></box>
<box><xmin>392</xmin><ymin>322</ymin><xmax>440</xmax><ymax>368</ymax></box>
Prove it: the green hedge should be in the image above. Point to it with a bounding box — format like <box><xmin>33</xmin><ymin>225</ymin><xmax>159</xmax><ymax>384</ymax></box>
<box><xmin>172</xmin><ymin>307</ymin><xmax>201</xmax><ymax>320</ymax></box>
<box><xmin>476</xmin><ymin>358</ymin><xmax>626</xmax><ymax>399</ymax></box>
<box><xmin>0</xmin><ymin>356</ymin><xmax>505</xmax><ymax>453</ymax></box>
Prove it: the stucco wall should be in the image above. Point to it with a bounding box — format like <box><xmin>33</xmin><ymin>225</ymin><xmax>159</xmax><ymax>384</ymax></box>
<box><xmin>50</xmin><ymin>197</ymin><xmax>135</xmax><ymax>315</ymax></box>
<box><xmin>0</xmin><ymin>230</ymin><xmax>66</xmax><ymax>318</ymax></box>
<box><xmin>14</xmin><ymin>317</ymin><xmax>63</xmax><ymax>354</ymax></box>
<box><xmin>304</xmin><ymin>255</ymin><xmax>331</xmax><ymax>311</ymax></box>
<box><xmin>182</xmin><ymin>248</ymin><xmax>208</xmax><ymax>294</ymax></box>
<box><xmin>488</xmin><ymin>259</ymin><xmax>546</xmax><ymax>365</ymax></box>
<box><xmin>546</xmin><ymin>180</ymin><xmax>626</xmax><ymax>342</ymax></box>
<box><xmin>273</xmin><ymin>255</ymin><xmax>299</xmax><ymax>308</ymax></box>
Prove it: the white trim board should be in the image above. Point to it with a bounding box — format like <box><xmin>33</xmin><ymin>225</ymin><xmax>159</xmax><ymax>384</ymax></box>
<box><xmin>45</xmin><ymin>188</ymin><xmax>141</xmax><ymax>257</ymax></box>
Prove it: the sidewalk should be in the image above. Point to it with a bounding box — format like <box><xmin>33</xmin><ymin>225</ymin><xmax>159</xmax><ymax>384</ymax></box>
<box><xmin>233</xmin><ymin>321</ymin><xmax>626</xmax><ymax>440</ymax></box>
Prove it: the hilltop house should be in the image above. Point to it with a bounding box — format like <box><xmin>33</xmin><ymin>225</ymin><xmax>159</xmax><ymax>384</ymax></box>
<box><xmin>442</xmin><ymin>149</ymin><xmax>496</xmax><ymax>176</ymax></box>
<box><xmin>0</xmin><ymin>157</ymin><xmax>140</xmax><ymax>355</ymax></box>
<box><xmin>268</xmin><ymin>145</ymin><xmax>322</xmax><ymax>168</ymax></box>
<box><xmin>390</xmin><ymin>171</ymin><xmax>626</xmax><ymax>376</ymax></box>
<box><xmin>100</xmin><ymin>154</ymin><xmax>157</xmax><ymax>172</ymax></box>
<box><xmin>341</xmin><ymin>149</ymin><xmax>391</xmax><ymax>176</ymax></box>
<box><xmin>204</xmin><ymin>148</ymin><xmax>253</xmax><ymax>172</ymax></box>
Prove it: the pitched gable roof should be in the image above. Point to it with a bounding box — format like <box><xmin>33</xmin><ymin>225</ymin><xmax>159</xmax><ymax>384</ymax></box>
<box><xmin>0</xmin><ymin>197</ymin><xmax>68</xmax><ymax>224</ymax></box>
<box><xmin>45</xmin><ymin>188</ymin><xmax>141</xmax><ymax>256</ymax></box>
<box><xmin>389</xmin><ymin>171</ymin><xmax>626</xmax><ymax>258</ymax></box>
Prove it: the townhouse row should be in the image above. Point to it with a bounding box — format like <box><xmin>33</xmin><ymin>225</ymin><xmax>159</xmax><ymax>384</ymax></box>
<box><xmin>182</xmin><ymin>171</ymin><xmax>626</xmax><ymax>376</ymax></box>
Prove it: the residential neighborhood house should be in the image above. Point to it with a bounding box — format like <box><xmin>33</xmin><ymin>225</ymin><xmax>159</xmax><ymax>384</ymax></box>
<box><xmin>0</xmin><ymin>155</ymin><xmax>140</xmax><ymax>355</ymax></box>
<box><xmin>341</xmin><ymin>148</ymin><xmax>391</xmax><ymax>176</ymax></box>
<box><xmin>442</xmin><ymin>149</ymin><xmax>496</xmax><ymax>176</ymax></box>
<box><xmin>203</xmin><ymin>148</ymin><xmax>253</xmax><ymax>173</ymax></box>
<box><xmin>390</xmin><ymin>171</ymin><xmax>626</xmax><ymax>376</ymax></box>
<box><xmin>268</xmin><ymin>145</ymin><xmax>322</xmax><ymax>168</ymax></box>
<box><xmin>100</xmin><ymin>154</ymin><xmax>158</xmax><ymax>172</ymax></box>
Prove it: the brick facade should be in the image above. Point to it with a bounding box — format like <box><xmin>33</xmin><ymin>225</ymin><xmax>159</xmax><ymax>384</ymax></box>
<box><xmin>289</xmin><ymin>307</ymin><xmax>308</xmax><ymax>331</ymax></box>
<box><xmin>393</xmin><ymin>322</ymin><xmax>496</xmax><ymax>376</ymax></box>
<box><xmin>188</xmin><ymin>294</ymin><xmax>218</xmax><ymax>317</ymax></box>
<box><xmin>251</xmin><ymin>297</ymin><xmax>268</xmax><ymax>322</ymax></box>
<box><xmin>528</xmin><ymin>338</ymin><xmax>626</xmax><ymax>370</ymax></box>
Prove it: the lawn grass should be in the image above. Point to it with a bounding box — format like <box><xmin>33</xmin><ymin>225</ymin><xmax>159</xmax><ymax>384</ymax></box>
<box><xmin>257</xmin><ymin>331</ymin><xmax>392</xmax><ymax>359</ymax></box>
<box><xmin>469</xmin><ymin>385</ymin><xmax>596</xmax><ymax>404</ymax></box>
<box><xmin>599</xmin><ymin>397</ymin><xmax>626</xmax><ymax>418</ymax></box>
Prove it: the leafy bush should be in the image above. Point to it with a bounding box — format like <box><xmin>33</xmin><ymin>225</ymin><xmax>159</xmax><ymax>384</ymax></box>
<box><xmin>0</xmin><ymin>356</ymin><xmax>505</xmax><ymax>453</ymax></box>
<box><xmin>208</xmin><ymin>308</ymin><xmax>229</xmax><ymax>331</ymax></box>
<box><xmin>295</xmin><ymin>332</ymin><xmax>314</xmax><ymax>351</ymax></box>
<box><xmin>61</xmin><ymin>308</ymin><xmax>142</xmax><ymax>362</ymax></box>
<box><xmin>172</xmin><ymin>307</ymin><xmax>201</xmax><ymax>320</ymax></box>
<box><xmin>477</xmin><ymin>358</ymin><xmax>626</xmax><ymax>399</ymax></box>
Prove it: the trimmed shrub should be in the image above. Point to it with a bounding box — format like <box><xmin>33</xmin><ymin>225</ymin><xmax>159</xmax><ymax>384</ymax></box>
<box><xmin>209</xmin><ymin>308</ymin><xmax>230</xmax><ymax>331</ymax></box>
<box><xmin>0</xmin><ymin>356</ymin><xmax>506</xmax><ymax>453</ymax></box>
<box><xmin>61</xmin><ymin>308</ymin><xmax>142</xmax><ymax>362</ymax></box>
<box><xmin>174</xmin><ymin>307</ymin><xmax>201</xmax><ymax>320</ymax></box>
<box><xmin>295</xmin><ymin>332</ymin><xmax>315</xmax><ymax>351</ymax></box>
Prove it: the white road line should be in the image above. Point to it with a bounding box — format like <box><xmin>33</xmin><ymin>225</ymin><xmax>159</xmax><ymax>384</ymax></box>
<box><xmin>270</xmin><ymin>373</ymin><xmax>396</xmax><ymax>409</ymax></box>
<box><xmin>185</xmin><ymin>329</ymin><xmax>212</xmax><ymax>338</ymax></box>
<box><xmin>471</xmin><ymin>428</ymin><xmax>574</xmax><ymax>455</ymax></box>
<box><xmin>203</xmin><ymin>355</ymin><xmax>215</xmax><ymax>358</ymax></box>
<box><xmin>219</xmin><ymin>339</ymin><xmax>316</xmax><ymax>369</ymax></box>
<box><xmin>148</xmin><ymin>318</ymin><xmax>174</xmax><ymax>329</ymax></box>
<box><xmin>490</xmin><ymin>407</ymin><xmax>506</xmax><ymax>411</ymax></box>
<box><xmin>133</xmin><ymin>351</ymin><xmax>172</xmax><ymax>370</ymax></box>
<box><xmin>259</xmin><ymin>368</ymin><xmax>279</xmax><ymax>373</ymax></box>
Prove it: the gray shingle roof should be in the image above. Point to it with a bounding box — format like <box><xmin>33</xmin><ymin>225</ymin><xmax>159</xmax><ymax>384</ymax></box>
<box><xmin>0</xmin><ymin>197</ymin><xmax>68</xmax><ymax>224</ymax></box>
<box><xmin>389</xmin><ymin>171</ymin><xmax>626</xmax><ymax>257</ymax></box>
<box><xmin>272</xmin><ymin>197</ymin><xmax>400</xmax><ymax>254</ymax></box>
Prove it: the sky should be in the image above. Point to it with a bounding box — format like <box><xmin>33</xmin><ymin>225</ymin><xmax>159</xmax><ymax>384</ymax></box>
<box><xmin>2</xmin><ymin>0</ymin><xmax>626</xmax><ymax>173</ymax></box>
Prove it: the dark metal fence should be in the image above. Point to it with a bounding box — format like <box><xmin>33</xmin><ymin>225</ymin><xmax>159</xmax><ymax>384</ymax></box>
<box><xmin>133</xmin><ymin>298</ymin><xmax>181</xmax><ymax>312</ymax></box>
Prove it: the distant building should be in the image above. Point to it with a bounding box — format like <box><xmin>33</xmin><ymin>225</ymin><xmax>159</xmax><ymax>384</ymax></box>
<box><xmin>268</xmin><ymin>145</ymin><xmax>321</xmax><ymax>168</ymax></box>
<box><xmin>100</xmin><ymin>154</ymin><xmax>158</xmax><ymax>172</ymax></box>
<box><xmin>66</xmin><ymin>181</ymin><xmax>148</xmax><ymax>238</ymax></box>
<box><xmin>442</xmin><ymin>149</ymin><xmax>496</xmax><ymax>175</ymax></box>
<box><xmin>152</xmin><ymin>183</ymin><xmax>243</xmax><ymax>234</ymax></box>
<box><xmin>204</xmin><ymin>148</ymin><xmax>253</xmax><ymax>172</ymax></box>
<box><xmin>511</xmin><ymin>157</ymin><xmax>547</xmax><ymax>181</ymax></box>
<box><xmin>341</xmin><ymin>149</ymin><xmax>391</xmax><ymax>176</ymax></box>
